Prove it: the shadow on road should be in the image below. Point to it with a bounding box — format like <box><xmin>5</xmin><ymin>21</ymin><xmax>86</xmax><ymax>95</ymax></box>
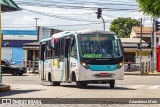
<box><xmin>0</xmin><ymin>90</ymin><xmax>41</xmax><ymax>97</ymax></box>
<box><xmin>2</xmin><ymin>74</ymin><xmax>29</xmax><ymax>76</ymax></box>
<box><xmin>44</xmin><ymin>84</ymin><xmax>135</xmax><ymax>90</ymax></box>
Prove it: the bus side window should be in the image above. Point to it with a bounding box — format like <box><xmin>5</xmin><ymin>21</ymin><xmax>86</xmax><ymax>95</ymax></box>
<box><xmin>39</xmin><ymin>43</ymin><xmax>46</xmax><ymax>61</ymax></box>
<box><xmin>54</xmin><ymin>38</ymin><xmax>60</xmax><ymax>57</ymax></box>
<box><xmin>71</xmin><ymin>37</ymin><xmax>77</xmax><ymax>57</ymax></box>
<box><xmin>45</xmin><ymin>40</ymin><xmax>52</xmax><ymax>59</ymax></box>
<box><xmin>51</xmin><ymin>48</ymin><xmax>55</xmax><ymax>58</ymax></box>
<box><xmin>60</xmin><ymin>38</ymin><xmax>65</xmax><ymax>58</ymax></box>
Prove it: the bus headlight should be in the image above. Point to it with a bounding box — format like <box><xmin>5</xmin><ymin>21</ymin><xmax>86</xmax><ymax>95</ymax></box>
<box><xmin>117</xmin><ymin>61</ymin><xmax>123</xmax><ymax>69</ymax></box>
<box><xmin>81</xmin><ymin>62</ymin><xmax>89</xmax><ymax>69</ymax></box>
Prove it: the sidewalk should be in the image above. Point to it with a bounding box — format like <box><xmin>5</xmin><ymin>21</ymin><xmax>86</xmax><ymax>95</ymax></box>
<box><xmin>27</xmin><ymin>70</ymin><xmax>39</xmax><ymax>74</ymax></box>
<box><xmin>124</xmin><ymin>71</ymin><xmax>160</xmax><ymax>76</ymax></box>
<box><xmin>0</xmin><ymin>84</ymin><xmax>10</xmax><ymax>92</ymax></box>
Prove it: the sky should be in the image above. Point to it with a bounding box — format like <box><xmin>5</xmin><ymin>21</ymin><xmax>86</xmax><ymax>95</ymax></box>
<box><xmin>1</xmin><ymin>0</ymin><xmax>153</xmax><ymax>31</ymax></box>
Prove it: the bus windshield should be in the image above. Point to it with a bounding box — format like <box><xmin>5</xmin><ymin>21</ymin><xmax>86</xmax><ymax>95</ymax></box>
<box><xmin>78</xmin><ymin>34</ymin><xmax>122</xmax><ymax>58</ymax></box>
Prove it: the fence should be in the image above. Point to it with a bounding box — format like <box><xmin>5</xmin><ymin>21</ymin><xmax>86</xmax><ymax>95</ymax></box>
<box><xmin>124</xmin><ymin>62</ymin><xmax>151</xmax><ymax>74</ymax></box>
<box><xmin>22</xmin><ymin>60</ymin><xmax>39</xmax><ymax>73</ymax></box>
<box><xmin>124</xmin><ymin>62</ymin><xmax>140</xmax><ymax>72</ymax></box>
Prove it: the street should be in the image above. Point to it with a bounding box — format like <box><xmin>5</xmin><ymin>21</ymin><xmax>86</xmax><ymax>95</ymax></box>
<box><xmin>1</xmin><ymin>74</ymin><xmax>160</xmax><ymax>98</ymax></box>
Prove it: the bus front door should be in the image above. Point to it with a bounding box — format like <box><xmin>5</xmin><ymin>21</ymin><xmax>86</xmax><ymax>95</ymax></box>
<box><xmin>40</xmin><ymin>43</ymin><xmax>46</xmax><ymax>81</ymax></box>
<box><xmin>64</xmin><ymin>37</ymin><xmax>71</xmax><ymax>81</ymax></box>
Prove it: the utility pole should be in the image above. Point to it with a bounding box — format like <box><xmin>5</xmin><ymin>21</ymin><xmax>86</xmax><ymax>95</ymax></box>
<box><xmin>96</xmin><ymin>8</ymin><xmax>105</xmax><ymax>31</ymax></box>
<box><xmin>153</xmin><ymin>18</ymin><xmax>158</xmax><ymax>72</ymax></box>
<box><xmin>34</xmin><ymin>18</ymin><xmax>39</xmax><ymax>31</ymax></box>
<box><xmin>0</xmin><ymin>4</ymin><xmax>2</xmax><ymax>83</ymax></box>
<box><xmin>151</xmin><ymin>25</ymin><xmax>154</xmax><ymax>72</ymax></box>
<box><xmin>140</xmin><ymin>18</ymin><xmax>143</xmax><ymax>75</ymax></box>
<box><xmin>151</xmin><ymin>18</ymin><xmax>160</xmax><ymax>72</ymax></box>
<box><xmin>34</xmin><ymin>18</ymin><xmax>39</xmax><ymax>41</ymax></box>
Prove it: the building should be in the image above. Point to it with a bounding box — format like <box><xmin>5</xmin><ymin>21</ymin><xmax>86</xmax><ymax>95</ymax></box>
<box><xmin>121</xmin><ymin>38</ymin><xmax>151</xmax><ymax>63</ymax></box>
<box><xmin>2</xmin><ymin>30</ymin><xmax>37</xmax><ymax>64</ymax></box>
<box><xmin>130</xmin><ymin>26</ymin><xmax>160</xmax><ymax>43</ymax></box>
<box><xmin>120</xmin><ymin>38</ymin><xmax>151</xmax><ymax>71</ymax></box>
<box><xmin>130</xmin><ymin>26</ymin><xmax>160</xmax><ymax>71</ymax></box>
<box><xmin>22</xmin><ymin>27</ymin><xmax>62</xmax><ymax>71</ymax></box>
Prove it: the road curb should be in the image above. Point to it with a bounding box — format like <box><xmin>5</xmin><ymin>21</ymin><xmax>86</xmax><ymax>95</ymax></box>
<box><xmin>124</xmin><ymin>72</ymin><xmax>160</xmax><ymax>76</ymax></box>
<box><xmin>0</xmin><ymin>84</ymin><xmax>11</xmax><ymax>92</ymax></box>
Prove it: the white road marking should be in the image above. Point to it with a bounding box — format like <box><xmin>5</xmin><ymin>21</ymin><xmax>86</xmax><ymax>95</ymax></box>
<box><xmin>148</xmin><ymin>85</ymin><xmax>160</xmax><ymax>89</ymax></box>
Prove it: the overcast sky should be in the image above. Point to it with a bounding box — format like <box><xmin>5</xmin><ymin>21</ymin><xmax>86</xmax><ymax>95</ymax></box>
<box><xmin>2</xmin><ymin>0</ymin><xmax>152</xmax><ymax>31</ymax></box>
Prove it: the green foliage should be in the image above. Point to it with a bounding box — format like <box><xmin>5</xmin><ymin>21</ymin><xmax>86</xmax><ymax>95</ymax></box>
<box><xmin>136</xmin><ymin>0</ymin><xmax>160</xmax><ymax>17</ymax></box>
<box><xmin>109</xmin><ymin>17</ymin><xmax>140</xmax><ymax>38</ymax></box>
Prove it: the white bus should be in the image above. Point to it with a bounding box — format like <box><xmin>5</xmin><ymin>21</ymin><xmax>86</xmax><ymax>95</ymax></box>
<box><xmin>39</xmin><ymin>29</ymin><xmax>124</xmax><ymax>88</ymax></box>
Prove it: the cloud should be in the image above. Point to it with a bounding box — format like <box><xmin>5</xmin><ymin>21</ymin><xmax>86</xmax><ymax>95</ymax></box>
<box><xmin>1</xmin><ymin>0</ymin><xmax>152</xmax><ymax>31</ymax></box>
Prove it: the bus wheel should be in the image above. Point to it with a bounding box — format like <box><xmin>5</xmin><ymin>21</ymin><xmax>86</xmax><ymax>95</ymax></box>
<box><xmin>51</xmin><ymin>81</ymin><xmax>60</xmax><ymax>86</ymax></box>
<box><xmin>109</xmin><ymin>80</ymin><xmax>115</xmax><ymax>89</ymax></box>
<box><xmin>76</xmin><ymin>81</ymin><xmax>87</xmax><ymax>88</ymax></box>
<box><xmin>49</xmin><ymin>73</ymin><xmax>60</xmax><ymax>86</ymax></box>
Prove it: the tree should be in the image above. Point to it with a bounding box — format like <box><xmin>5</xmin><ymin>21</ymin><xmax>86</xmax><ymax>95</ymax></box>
<box><xmin>110</xmin><ymin>17</ymin><xmax>140</xmax><ymax>38</ymax></box>
<box><xmin>136</xmin><ymin>0</ymin><xmax>160</xmax><ymax>17</ymax></box>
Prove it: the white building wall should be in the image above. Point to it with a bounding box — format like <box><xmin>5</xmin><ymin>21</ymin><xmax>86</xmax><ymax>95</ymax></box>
<box><xmin>2</xmin><ymin>47</ymin><xmax>12</xmax><ymax>60</ymax></box>
<box><xmin>136</xmin><ymin>56</ymin><xmax>151</xmax><ymax>63</ymax></box>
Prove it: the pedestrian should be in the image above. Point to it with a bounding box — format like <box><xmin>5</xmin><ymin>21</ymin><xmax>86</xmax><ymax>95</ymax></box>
<box><xmin>127</xmin><ymin>59</ymin><xmax>131</xmax><ymax>72</ymax></box>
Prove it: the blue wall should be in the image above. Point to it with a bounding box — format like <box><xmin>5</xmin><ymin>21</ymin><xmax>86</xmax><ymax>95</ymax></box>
<box><xmin>12</xmin><ymin>48</ymin><xmax>25</xmax><ymax>65</ymax></box>
<box><xmin>2</xmin><ymin>30</ymin><xmax>37</xmax><ymax>65</ymax></box>
<box><xmin>2</xmin><ymin>30</ymin><xmax>37</xmax><ymax>35</ymax></box>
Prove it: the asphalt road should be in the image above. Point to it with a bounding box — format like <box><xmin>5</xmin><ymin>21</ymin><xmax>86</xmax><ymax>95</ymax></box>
<box><xmin>1</xmin><ymin>74</ymin><xmax>160</xmax><ymax>107</ymax></box>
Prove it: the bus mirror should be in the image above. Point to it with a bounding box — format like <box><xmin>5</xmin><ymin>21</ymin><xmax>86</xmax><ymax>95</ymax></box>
<box><xmin>70</xmin><ymin>38</ymin><xmax>74</xmax><ymax>46</ymax></box>
<box><xmin>118</xmin><ymin>39</ymin><xmax>125</xmax><ymax>54</ymax></box>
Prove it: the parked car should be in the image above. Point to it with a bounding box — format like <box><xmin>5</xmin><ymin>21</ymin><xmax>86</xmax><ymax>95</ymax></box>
<box><xmin>1</xmin><ymin>60</ymin><xmax>27</xmax><ymax>76</ymax></box>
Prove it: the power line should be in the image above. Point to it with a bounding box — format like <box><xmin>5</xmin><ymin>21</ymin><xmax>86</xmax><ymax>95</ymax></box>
<box><xmin>22</xmin><ymin>8</ymin><xmax>113</xmax><ymax>23</ymax></box>
<box><xmin>2</xmin><ymin>22</ymin><xmax>111</xmax><ymax>28</ymax></box>
<box><xmin>16</xmin><ymin>1</ymin><xmax>138</xmax><ymax>11</ymax></box>
<box><xmin>16</xmin><ymin>0</ymin><xmax>138</xmax><ymax>7</ymax></box>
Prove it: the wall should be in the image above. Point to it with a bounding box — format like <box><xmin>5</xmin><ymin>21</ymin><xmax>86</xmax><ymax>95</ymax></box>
<box><xmin>136</xmin><ymin>56</ymin><xmax>151</xmax><ymax>63</ymax></box>
<box><xmin>12</xmin><ymin>48</ymin><xmax>25</xmax><ymax>65</ymax></box>
<box><xmin>2</xmin><ymin>47</ymin><xmax>12</xmax><ymax>60</ymax></box>
<box><xmin>2</xmin><ymin>30</ymin><xmax>37</xmax><ymax>65</ymax></box>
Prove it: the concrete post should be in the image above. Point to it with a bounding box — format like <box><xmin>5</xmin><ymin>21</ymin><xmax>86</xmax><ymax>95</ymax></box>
<box><xmin>32</xmin><ymin>61</ymin><xmax>35</xmax><ymax>73</ymax></box>
<box><xmin>29</xmin><ymin>60</ymin><xmax>31</xmax><ymax>71</ymax></box>
<box><xmin>140</xmin><ymin>62</ymin><xmax>144</xmax><ymax>75</ymax></box>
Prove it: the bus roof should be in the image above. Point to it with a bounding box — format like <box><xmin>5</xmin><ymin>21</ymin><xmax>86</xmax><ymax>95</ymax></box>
<box><xmin>40</xmin><ymin>37</ymin><xmax>51</xmax><ymax>42</ymax></box>
<box><xmin>76</xmin><ymin>29</ymin><xmax>115</xmax><ymax>35</ymax></box>
<box><xmin>51</xmin><ymin>29</ymin><xmax>115</xmax><ymax>38</ymax></box>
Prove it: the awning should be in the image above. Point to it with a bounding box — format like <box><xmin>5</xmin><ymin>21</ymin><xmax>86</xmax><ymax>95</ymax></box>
<box><xmin>0</xmin><ymin>0</ymin><xmax>21</xmax><ymax>12</ymax></box>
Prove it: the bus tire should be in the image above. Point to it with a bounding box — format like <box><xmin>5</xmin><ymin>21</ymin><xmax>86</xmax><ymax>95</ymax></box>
<box><xmin>109</xmin><ymin>80</ymin><xmax>115</xmax><ymax>89</ymax></box>
<box><xmin>49</xmin><ymin>73</ymin><xmax>60</xmax><ymax>86</ymax></box>
<box><xmin>72</xmin><ymin>72</ymin><xmax>76</xmax><ymax>82</ymax></box>
<box><xmin>51</xmin><ymin>81</ymin><xmax>60</xmax><ymax>86</ymax></box>
<box><xmin>76</xmin><ymin>81</ymin><xmax>87</xmax><ymax>88</ymax></box>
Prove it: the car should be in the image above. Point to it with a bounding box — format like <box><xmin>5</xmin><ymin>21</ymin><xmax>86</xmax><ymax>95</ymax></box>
<box><xmin>1</xmin><ymin>60</ymin><xmax>27</xmax><ymax>76</ymax></box>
